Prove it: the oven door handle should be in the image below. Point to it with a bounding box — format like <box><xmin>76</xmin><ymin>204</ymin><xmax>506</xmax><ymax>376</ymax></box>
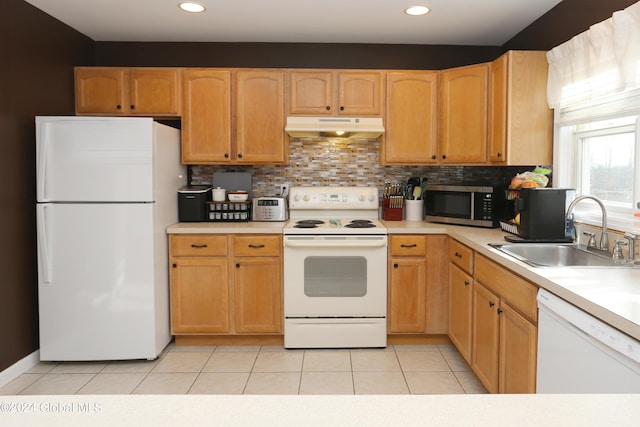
<box><xmin>284</xmin><ymin>239</ymin><xmax>387</xmax><ymax>248</ymax></box>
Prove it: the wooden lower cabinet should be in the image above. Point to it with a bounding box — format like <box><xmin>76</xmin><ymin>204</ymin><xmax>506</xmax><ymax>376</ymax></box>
<box><xmin>170</xmin><ymin>257</ymin><xmax>230</xmax><ymax>334</ymax></box>
<box><xmin>234</xmin><ymin>257</ymin><xmax>282</xmax><ymax>333</ymax></box>
<box><xmin>471</xmin><ymin>282</ymin><xmax>500</xmax><ymax>393</ymax></box>
<box><xmin>388</xmin><ymin>235</ymin><xmax>448</xmax><ymax>335</ymax></box>
<box><xmin>169</xmin><ymin>233</ymin><xmax>282</xmax><ymax>340</ymax></box>
<box><xmin>499</xmin><ymin>302</ymin><xmax>537</xmax><ymax>393</ymax></box>
<box><xmin>449</xmin><ymin>263</ymin><xmax>473</xmax><ymax>363</ymax></box>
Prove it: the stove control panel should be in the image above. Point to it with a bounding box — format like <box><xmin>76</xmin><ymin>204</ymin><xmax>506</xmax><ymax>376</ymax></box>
<box><xmin>289</xmin><ymin>186</ymin><xmax>379</xmax><ymax>210</ymax></box>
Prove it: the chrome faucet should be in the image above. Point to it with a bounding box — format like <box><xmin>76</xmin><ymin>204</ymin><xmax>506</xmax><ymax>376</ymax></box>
<box><xmin>565</xmin><ymin>195</ymin><xmax>609</xmax><ymax>251</ymax></box>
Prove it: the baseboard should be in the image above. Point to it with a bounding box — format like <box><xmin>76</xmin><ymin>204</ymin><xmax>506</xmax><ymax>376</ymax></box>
<box><xmin>0</xmin><ymin>350</ymin><xmax>40</xmax><ymax>389</ymax></box>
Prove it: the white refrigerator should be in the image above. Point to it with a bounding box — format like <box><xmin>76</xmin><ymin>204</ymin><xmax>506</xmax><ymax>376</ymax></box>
<box><xmin>35</xmin><ymin>116</ymin><xmax>186</xmax><ymax>361</ymax></box>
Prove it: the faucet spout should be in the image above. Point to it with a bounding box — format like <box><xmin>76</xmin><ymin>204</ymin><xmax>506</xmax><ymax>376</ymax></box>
<box><xmin>565</xmin><ymin>195</ymin><xmax>609</xmax><ymax>250</ymax></box>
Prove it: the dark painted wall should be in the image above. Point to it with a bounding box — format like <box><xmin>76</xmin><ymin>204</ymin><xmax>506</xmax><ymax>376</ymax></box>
<box><xmin>0</xmin><ymin>0</ymin><xmax>635</xmax><ymax>374</ymax></box>
<box><xmin>0</xmin><ymin>0</ymin><xmax>92</xmax><ymax>371</ymax></box>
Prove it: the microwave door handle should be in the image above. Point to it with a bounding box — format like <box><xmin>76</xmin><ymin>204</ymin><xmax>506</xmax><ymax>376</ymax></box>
<box><xmin>469</xmin><ymin>193</ymin><xmax>475</xmax><ymax>219</ymax></box>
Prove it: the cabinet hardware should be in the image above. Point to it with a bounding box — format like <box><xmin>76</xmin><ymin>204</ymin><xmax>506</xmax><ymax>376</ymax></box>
<box><xmin>224</xmin><ymin>153</ymin><xmax>229</xmax><ymax>158</ymax></box>
<box><xmin>172</xmin><ymin>263</ymin><xmax>177</xmax><ymax>268</ymax></box>
<box><xmin>130</xmin><ymin>105</ymin><xmax>135</xmax><ymax>110</ymax></box>
<box><xmin>248</xmin><ymin>244</ymin><xmax>265</xmax><ymax>249</ymax></box>
<box><xmin>340</xmin><ymin>106</ymin><xmax>345</xmax><ymax>111</ymax></box>
<box><xmin>497</xmin><ymin>152</ymin><xmax>502</xmax><ymax>157</ymax></box>
<box><xmin>489</xmin><ymin>301</ymin><xmax>495</xmax><ymax>308</ymax></box>
<box><xmin>191</xmin><ymin>244</ymin><xmax>208</xmax><ymax>248</ymax></box>
<box><xmin>238</xmin><ymin>153</ymin><xmax>243</xmax><ymax>159</ymax></box>
<box><xmin>455</xmin><ymin>252</ymin><xmax>462</xmax><ymax>258</ymax></box>
<box><xmin>442</xmin><ymin>155</ymin><xmax>447</xmax><ymax>159</ymax></box>
<box><xmin>393</xmin><ymin>263</ymin><xmax>399</xmax><ymax>268</ymax></box>
<box><xmin>400</xmin><ymin>244</ymin><xmax>417</xmax><ymax>248</ymax></box>
<box><xmin>116</xmin><ymin>104</ymin><xmax>121</xmax><ymax>110</ymax></box>
<box><xmin>431</xmin><ymin>155</ymin><xmax>437</xmax><ymax>160</ymax></box>
<box><xmin>497</xmin><ymin>308</ymin><xmax>503</xmax><ymax>315</ymax></box>
<box><xmin>235</xmin><ymin>263</ymin><xmax>240</xmax><ymax>268</ymax></box>
<box><xmin>464</xmin><ymin>280</ymin><xmax>469</xmax><ymax>286</ymax></box>
<box><xmin>325</xmin><ymin>106</ymin><xmax>330</xmax><ymax>110</ymax></box>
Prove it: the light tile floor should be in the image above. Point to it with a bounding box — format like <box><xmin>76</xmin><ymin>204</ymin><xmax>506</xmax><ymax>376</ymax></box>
<box><xmin>0</xmin><ymin>343</ymin><xmax>487</xmax><ymax>395</ymax></box>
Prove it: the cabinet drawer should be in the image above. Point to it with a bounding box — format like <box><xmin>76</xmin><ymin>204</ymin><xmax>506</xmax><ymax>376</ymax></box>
<box><xmin>390</xmin><ymin>235</ymin><xmax>427</xmax><ymax>256</ymax></box>
<box><xmin>449</xmin><ymin>239</ymin><xmax>474</xmax><ymax>274</ymax></box>
<box><xmin>474</xmin><ymin>254</ymin><xmax>538</xmax><ymax>323</ymax></box>
<box><xmin>170</xmin><ymin>235</ymin><xmax>228</xmax><ymax>257</ymax></box>
<box><xmin>234</xmin><ymin>235</ymin><xmax>281</xmax><ymax>257</ymax></box>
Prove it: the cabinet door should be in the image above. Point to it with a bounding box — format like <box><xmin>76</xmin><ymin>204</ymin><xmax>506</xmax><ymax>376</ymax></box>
<box><xmin>289</xmin><ymin>71</ymin><xmax>334</xmax><ymax>114</ymax></box>
<box><xmin>182</xmin><ymin>69</ymin><xmax>232</xmax><ymax>164</ymax></box>
<box><xmin>234</xmin><ymin>258</ymin><xmax>282</xmax><ymax>333</ymax></box>
<box><xmin>440</xmin><ymin>64</ymin><xmax>489</xmax><ymax>163</ymax></box>
<box><xmin>338</xmin><ymin>71</ymin><xmax>383</xmax><ymax>115</ymax></box>
<box><xmin>75</xmin><ymin>68</ymin><xmax>127</xmax><ymax>115</ymax></box>
<box><xmin>129</xmin><ymin>68</ymin><xmax>181</xmax><ymax>116</ymax></box>
<box><xmin>448</xmin><ymin>263</ymin><xmax>473</xmax><ymax>363</ymax></box>
<box><xmin>170</xmin><ymin>257</ymin><xmax>230</xmax><ymax>334</ymax></box>
<box><xmin>488</xmin><ymin>54</ymin><xmax>508</xmax><ymax>163</ymax></box>
<box><xmin>425</xmin><ymin>235</ymin><xmax>449</xmax><ymax>334</ymax></box>
<box><xmin>236</xmin><ymin>70</ymin><xmax>287</xmax><ymax>164</ymax></box>
<box><xmin>388</xmin><ymin>258</ymin><xmax>427</xmax><ymax>333</ymax></box>
<box><xmin>472</xmin><ymin>282</ymin><xmax>500</xmax><ymax>394</ymax></box>
<box><xmin>499</xmin><ymin>302</ymin><xmax>537</xmax><ymax>393</ymax></box>
<box><xmin>383</xmin><ymin>72</ymin><xmax>438</xmax><ymax>164</ymax></box>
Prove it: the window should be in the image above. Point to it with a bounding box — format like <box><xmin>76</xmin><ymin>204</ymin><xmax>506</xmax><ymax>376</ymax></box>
<box><xmin>555</xmin><ymin>95</ymin><xmax>640</xmax><ymax>232</ymax></box>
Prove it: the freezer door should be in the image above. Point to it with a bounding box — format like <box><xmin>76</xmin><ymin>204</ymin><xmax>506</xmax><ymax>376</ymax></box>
<box><xmin>37</xmin><ymin>203</ymin><xmax>170</xmax><ymax>361</ymax></box>
<box><xmin>36</xmin><ymin>117</ymin><xmax>154</xmax><ymax>202</ymax></box>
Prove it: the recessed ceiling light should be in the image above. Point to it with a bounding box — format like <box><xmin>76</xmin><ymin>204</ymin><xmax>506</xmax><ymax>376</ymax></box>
<box><xmin>179</xmin><ymin>2</ymin><xmax>206</xmax><ymax>13</ymax></box>
<box><xmin>404</xmin><ymin>6</ymin><xmax>430</xmax><ymax>16</ymax></box>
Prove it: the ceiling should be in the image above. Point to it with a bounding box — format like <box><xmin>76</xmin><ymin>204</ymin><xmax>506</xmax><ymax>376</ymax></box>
<box><xmin>23</xmin><ymin>0</ymin><xmax>563</xmax><ymax>45</ymax></box>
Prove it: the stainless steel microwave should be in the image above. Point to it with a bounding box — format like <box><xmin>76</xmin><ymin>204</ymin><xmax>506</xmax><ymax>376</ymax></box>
<box><xmin>423</xmin><ymin>184</ymin><xmax>505</xmax><ymax>228</ymax></box>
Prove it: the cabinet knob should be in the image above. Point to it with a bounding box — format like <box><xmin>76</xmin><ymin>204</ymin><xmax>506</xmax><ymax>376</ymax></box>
<box><xmin>130</xmin><ymin>105</ymin><xmax>135</xmax><ymax>110</ymax></box>
<box><xmin>236</xmin><ymin>263</ymin><xmax>240</xmax><ymax>268</ymax></box>
<box><xmin>339</xmin><ymin>106</ymin><xmax>345</xmax><ymax>111</ymax></box>
<box><xmin>442</xmin><ymin>155</ymin><xmax>447</xmax><ymax>160</ymax></box>
<box><xmin>238</xmin><ymin>153</ymin><xmax>243</xmax><ymax>159</ymax></box>
<box><xmin>454</xmin><ymin>252</ymin><xmax>462</xmax><ymax>259</ymax></box>
<box><xmin>116</xmin><ymin>104</ymin><xmax>121</xmax><ymax>110</ymax></box>
<box><xmin>393</xmin><ymin>263</ymin><xmax>399</xmax><ymax>269</ymax></box>
<box><xmin>325</xmin><ymin>105</ymin><xmax>331</xmax><ymax>111</ymax></box>
<box><xmin>489</xmin><ymin>301</ymin><xmax>495</xmax><ymax>308</ymax></box>
<box><xmin>431</xmin><ymin>155</ymin><xmax>437</xmax><ymax>160</ymax></box>
<box><xmin>497</xmin><ymin>308</ymin><xmax>503</xmax><ymax>315</ymax></box>
<box><xmin>172</xmin><ymin>263</ymin><xmax>177</xmax><ymax>268</ymax></box>
<box><xmin>464</xmin><ymin>280</ymin><xmax>469</xmax><ymax>286</ymax></box>
<box><xmin>224</xmin><ymin>153</ymin><xmax>229</xmax><ymax>158</ymax></box>
<box><xmin>497</xmin><ymin>152</ymin><xmax>502</xmax><ymax>158</ymax></box>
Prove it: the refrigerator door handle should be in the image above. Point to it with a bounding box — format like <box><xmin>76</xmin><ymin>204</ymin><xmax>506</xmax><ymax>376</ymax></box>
<box><xmin>37</xmin><ymin>204</ymin><xmax>52</xmax><ymax>284</ymax></box>
<box><xmin>36</xmin><ymin>129</ymin><xmax>48</xmax><ymax>201</ymax></box>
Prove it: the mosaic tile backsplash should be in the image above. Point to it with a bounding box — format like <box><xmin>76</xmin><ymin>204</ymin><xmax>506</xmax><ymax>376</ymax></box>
<box><xmin>190</xmin><ymin>137</ymin><xmax>540</xmax><ymax>197</ymax></box>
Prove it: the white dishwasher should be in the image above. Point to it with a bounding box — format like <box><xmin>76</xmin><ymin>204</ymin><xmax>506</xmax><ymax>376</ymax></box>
<box><xmin>536</xmin><ymin>289</ymin><xmax>640</xmax><ymax>393</ymax></box>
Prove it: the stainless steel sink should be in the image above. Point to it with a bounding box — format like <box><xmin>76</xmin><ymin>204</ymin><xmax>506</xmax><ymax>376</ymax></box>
<box><xmin>489</xmin><ymin>243</ymin><xmax>637</xmax><ymax>268</ymax></box>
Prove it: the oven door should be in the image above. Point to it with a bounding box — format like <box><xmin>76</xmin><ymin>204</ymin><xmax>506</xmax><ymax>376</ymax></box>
<box><xmin>283</xmin><ymin>235</ymin><xmax>387</xmax><ymax>317</ymax></box>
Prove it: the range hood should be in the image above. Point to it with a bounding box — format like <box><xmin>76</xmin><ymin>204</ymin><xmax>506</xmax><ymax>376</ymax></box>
<box><xmin>285</xmin><ymin>117</ymin><xmax>384</xmax><ymax>138</ymax></box>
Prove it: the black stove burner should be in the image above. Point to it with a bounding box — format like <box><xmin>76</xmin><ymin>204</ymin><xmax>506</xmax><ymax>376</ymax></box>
<box><xmin>294</xmin><ymin>219</ymin><xmax>325</xmax><ymax>229</ymax></box>
<box><xmin>345</xmin><ymin>219</ymin><xmax>376</xmax><ymax>229</ymax></box>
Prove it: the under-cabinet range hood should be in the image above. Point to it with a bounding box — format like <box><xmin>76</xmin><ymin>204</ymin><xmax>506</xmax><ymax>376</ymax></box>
<box><xmin>285</xmin><ymin>117</ymin><xmax>385</xmax><ymax>138</ymax></box>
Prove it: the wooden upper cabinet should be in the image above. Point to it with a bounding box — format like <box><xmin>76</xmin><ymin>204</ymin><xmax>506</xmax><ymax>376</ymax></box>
<box><xmin>128</xmin><ymin>68</ymin><xmax>181</xmax><ymax>116</ymax></box>
<box><xmin>236</xmin><ymin>70</ymin><xmax>287</xmax><ymax>164</ymax></box>
<box><xmin>440</xmin><ymin>63</ymin><xmax>489</xmax><ymax>164</ymax></box>
<box><xmin>382</xmin><ymin>71</ymin><xmax>439</xmax><ymax>164</ymax></box>
<box><xmin>289</xmin><ymin>70</ymin><xmax>383</xmax><ymax>115</ymax></box>
<box><xmin>75</xmin><ymin>67</ymin><xmax>181</xmax><ymax>116</ymax></box>
<box><xmin>75</xmin><ymin>68</ymin><xmax>127</xmax><ymax>115</ymax></box>
<box><xmin>488</xmin><ymin>50</ymin><xmax>553</xmax><ymax>165</ymax></box>
<box><xmin>181</xmin><ymin>69</ymin><xmax>232</xmax><ymax>163</ymax></box>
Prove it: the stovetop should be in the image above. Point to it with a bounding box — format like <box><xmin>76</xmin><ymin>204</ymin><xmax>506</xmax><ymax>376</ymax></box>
<box><xmin>284</xmin><ymin>218</ymin><xmax>387</xmax><ymax>235</ymax></box>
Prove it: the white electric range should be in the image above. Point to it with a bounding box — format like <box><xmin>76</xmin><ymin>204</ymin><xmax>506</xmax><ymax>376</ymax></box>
<box><xmin>283</xmin><ymin>186</ymin><xmax>388</xmax><ymax>349</ymax></box>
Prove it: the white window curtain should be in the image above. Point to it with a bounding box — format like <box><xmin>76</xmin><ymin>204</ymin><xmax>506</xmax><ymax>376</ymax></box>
<box><xmin>547</xmin><ymin>1</ymin><xmax>640</xmax><ymax>109</ymax></box>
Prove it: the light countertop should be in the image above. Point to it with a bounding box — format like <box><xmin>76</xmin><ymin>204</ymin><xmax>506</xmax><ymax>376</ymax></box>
<box><xmin>167</xmin><ymin>219</ymin><xmax>640</xmax><ymax>341</ymax></box>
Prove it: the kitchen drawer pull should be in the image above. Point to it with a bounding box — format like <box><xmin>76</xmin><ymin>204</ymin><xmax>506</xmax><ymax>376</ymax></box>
<box><xmin>454</xmin><ymin>252</ymin><xmax>463</xmax><ymax>259</ymax></box>
<box><xmin>248</xmin><ymin>244</ymin><xmax>265</xmax><ymax>249</ymax></box>
<box><xmin>400</xmin><ymin>244</ymin><xmax>417</xmax><ymax>248</ymax></box>
<box><xmin>191</xmin><ymin>244</ymin><xmax>208</xmax><ymax>248</ymax></box>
